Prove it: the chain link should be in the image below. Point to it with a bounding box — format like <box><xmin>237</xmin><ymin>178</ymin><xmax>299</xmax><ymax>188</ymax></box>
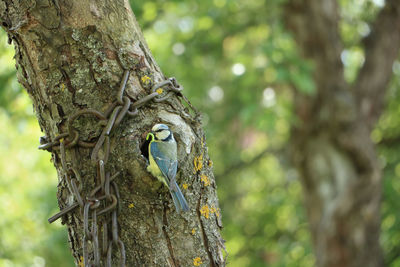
<box><xmin>43</xmin><ymin>70</ymin><xmax>184</xmax><ymax>266</ymax></box>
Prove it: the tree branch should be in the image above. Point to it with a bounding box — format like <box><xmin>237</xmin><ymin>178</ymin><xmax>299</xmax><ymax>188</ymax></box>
<box><xmin>353</xmin><ymin>0</ymin><xmax>400</xmax><ymax>127</ymax></box>
<box><xmin>216</xmin><ymin>147</ymin><xmax>282</xmax><ymax>180</ymax></box>
<box><xmin>378</xmin><ymin>135</ymin><xmax>400</xmax><ymax>147</ymax></box>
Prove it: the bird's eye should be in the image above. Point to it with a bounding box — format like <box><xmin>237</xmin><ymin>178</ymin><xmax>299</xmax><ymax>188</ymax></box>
<box><xmin>155</xmin><ymin>129</ymin><xmax>163</xmax><ymax>132</ymax></box>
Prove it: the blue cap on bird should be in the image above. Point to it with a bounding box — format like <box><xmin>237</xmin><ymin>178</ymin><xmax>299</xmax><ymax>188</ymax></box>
<box><xmin>152</xmin><ymin>124</ymin><xmax>170</xmax><ymax>132</ymax></box>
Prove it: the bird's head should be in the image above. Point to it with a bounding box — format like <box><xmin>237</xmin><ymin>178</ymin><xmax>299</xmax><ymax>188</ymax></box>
<box><xmin>147</xmin><ymin>123</ymin><xmax>173</xmax><ymax>141</ymax></box>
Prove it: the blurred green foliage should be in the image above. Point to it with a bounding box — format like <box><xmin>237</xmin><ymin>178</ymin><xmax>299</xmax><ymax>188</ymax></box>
<box><xmin>0</xmin><ymin>0</ymin><xmax>399</xmax><ymax>266</ymax></box>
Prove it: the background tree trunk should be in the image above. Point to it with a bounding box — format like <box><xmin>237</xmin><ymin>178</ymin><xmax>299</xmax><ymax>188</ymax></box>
<box><xmin>0</xmin><ymin>0</ymin><xmax>225</xmax><ymax>266</ymax></box>
<box><xmin>285</xmin><ymin>0</ymin><xmax>400</xmax><ymax>266</ymax></box>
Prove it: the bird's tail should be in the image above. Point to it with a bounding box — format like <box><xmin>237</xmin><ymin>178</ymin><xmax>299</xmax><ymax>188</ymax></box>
<box><xmin>170</xmin><ymin>181</ymin><xmax>189</xmax><ymax>213</ymax></box>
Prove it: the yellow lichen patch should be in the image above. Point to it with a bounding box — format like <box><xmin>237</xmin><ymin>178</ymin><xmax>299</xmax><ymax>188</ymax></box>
<box><xmin>200</xmin><ymin>175</ymin><xmax>210</xmax><ymax>187</ymax></box>
<box><xmin>191</xmin><ymin>228</ymin><xmax>196</xmax><ymax>235</ymax></box>
<box><xmin>156</xmin><ymin>88</ymin><xmax>163</xmax><ymax>94</ymax></box>
<box><xmin>210</xmin><ymin>207</ymin><xmax>221</xmax><ymax>217</ymax></box>
<box><xmin>59</xmin><ymin>138</ymin><xmax>64</xmax><ymax>143</ymax></box>
<box><xmin>128</xmin><ymin>203</ymin><xmax>134</xmax><ymax>208</ymax></box>
<box><xmin>78</xmin><ymin>256</ymin><xmax>84</xmax><ymax>267</ymax></box>
<box><xmin>200</xmin><ymin>205</ymin><xmax>210</xmax><ymax>219</ymax></box>
<box><xmin>141</xmin><ymin>75</ymin><xmax>151</xmax><ymax>85</ymax></box>
<box><xmin>182</xmin><ymin>183</ymin><xmax>189</xmax><ymax>190</ymax></box>
<box><xmin>194</xmin><ymin>154</ymin><xmax>203</xmax><ymax>172</ymax></box>
<box><xmin>61</xmin><ymin>83</ymin><xmax>65</xmax><ymax>92</ymax></box>
<box><xmin>208</xmin><ymin>160</ymin><xmax>213</xmax><ymax>167</ymax></box>
<box><xmin>193</xmin><ymin>257</ymin><xmax>203</xmax><ymax>266</ymax></box>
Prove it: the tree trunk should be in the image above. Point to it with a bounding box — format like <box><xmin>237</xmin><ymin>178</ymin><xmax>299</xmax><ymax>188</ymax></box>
<box><xmin>285</xmin><ymin>1</ymin><xmax>400</xmax><ymax>266</ymax></box>
<box><xmin>0</xmin><ymin>1</ymin><xmax>225</xmax><ymax>266</ymax></box>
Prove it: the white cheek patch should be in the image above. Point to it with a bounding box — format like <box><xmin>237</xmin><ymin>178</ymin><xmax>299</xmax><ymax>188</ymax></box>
<box><xmin>156</xmin><ymin>130</ymin><xmax>170</xmax><ymax>140</ymax></box>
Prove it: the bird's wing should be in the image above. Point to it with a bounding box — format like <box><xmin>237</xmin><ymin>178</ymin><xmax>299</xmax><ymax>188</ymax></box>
<box><xmin>150</xmin><ymin>142</ymin><xmax>177</xmax><ymax>184</ymax></box>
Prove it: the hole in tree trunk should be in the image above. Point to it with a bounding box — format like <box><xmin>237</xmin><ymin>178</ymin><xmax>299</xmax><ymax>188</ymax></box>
<box><xmin>140</xmin><ymin>137</ymin><xmax>151</xmax><ymax>161</ymax></box>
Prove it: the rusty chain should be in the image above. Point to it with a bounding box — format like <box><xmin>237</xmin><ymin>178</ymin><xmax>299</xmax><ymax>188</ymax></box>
<box><xmin>42</xmin><ymin>70</ymin><xmax>183</xmax><ymax>266</ymax></box>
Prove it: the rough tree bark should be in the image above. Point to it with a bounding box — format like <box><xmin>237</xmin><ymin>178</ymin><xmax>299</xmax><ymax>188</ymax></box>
<box><xmin>285</xmin><ymin>0</ymin><xmax>400</xmax><ymax>266</ymax></box>
<box><xmin>0</xmin><ymin>0</ymin><xmax>225</xmax><ymax>266</ymax></box>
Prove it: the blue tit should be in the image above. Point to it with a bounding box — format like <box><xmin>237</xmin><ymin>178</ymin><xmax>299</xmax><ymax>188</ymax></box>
<box><xmin>146</xmin><ymin>124</ymin><xmax>189</xmax><ymax>213</ymax></box>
